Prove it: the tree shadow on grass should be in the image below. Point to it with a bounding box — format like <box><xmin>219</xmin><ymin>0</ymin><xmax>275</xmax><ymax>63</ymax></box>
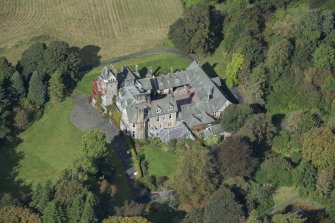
<box><xmin>0</xmin><ymin>138</ymin><xmax>31</xmax><ymax>202</ymax></box>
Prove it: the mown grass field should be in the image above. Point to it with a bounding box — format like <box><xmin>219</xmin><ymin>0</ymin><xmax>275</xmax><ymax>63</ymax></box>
<box><xmin>76</xmin><ymin>52</ymin><xmax>190</xmax><ymax>96</ymax></box>
<box><xmin>0</xmin><ymin>0</ymin><xmax>183</xmax><ymax>62</ymax></box>
<box><xmin>14</xmin><ymin>98</ymin><xmax>83</xmax><ymax>185</ymax></box>
<box><xmin>142</xmin><ymin>145</ymin><xmax>178</xmax><ymax>178</ymax></box>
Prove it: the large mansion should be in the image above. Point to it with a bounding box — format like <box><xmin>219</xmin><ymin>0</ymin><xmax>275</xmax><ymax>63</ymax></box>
<box><xmin>92</xmin><ymin>61</ymin><xmax>231</xmax><ymax>142</ymax></box>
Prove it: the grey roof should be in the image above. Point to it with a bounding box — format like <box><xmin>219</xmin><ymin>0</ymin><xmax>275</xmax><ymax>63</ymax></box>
<box><xmin>150</xmin><ymin>122</ymin><xmax>194</xmax><ymax>142</ymax></box>
<box><xmin>178</xmin><ymin>97</ymin><xmax>226</xmax><ymax>127</ymax></box>
<box><xmin>202</xmin><ymin>123</ymin><xmax>223</xmax><ymax>139</ymax></box>
<box><xmin>125</xmin><ymin>102</ymin><xmax>148</xmax><ymax>123</ymax></box>
<box><xmin>100</xmin><ymin>66</ymin><xmax>116</xmax><ymax>81</ymax></box>
<box><xmin>149</xmin><ymin>96</ymin><xmax>178</xmax><ymax>118</ymax></box>
<box><xmin>136</xmin><ymin>78</ymin><xmax>152</xmax><ymax>90</ymax></box>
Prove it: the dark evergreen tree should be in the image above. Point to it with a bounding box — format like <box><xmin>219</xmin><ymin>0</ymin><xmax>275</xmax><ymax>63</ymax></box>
<box><xmin>11</xmin><ymin>71</ymin><xmax>26</xmax><ymax>98</ymax></box>
<box><xmin>81</xmin><ymin>192</ymin><xmax>98</xmax><ymax>223</ymax></box>
<box><xmin>66</xmin><ymin>192</ymin><xmax>85</xmax><ymax>223</ymax></box>
<box><xmin>30</xmin><ymin>181</ymin><xmax>53</xmax><ymax>212</ymax></box>
<box><xmin>0</xmin><ymin>86</ymin><xmax>12</xmax><ymax>144</ymax></box>
<box><xmin>20</xmin><ymin>42</ymin><xmax>47</xmax><ymax>80</ymax></box>
<box><xmin>27</xmin><ymin>71</ymin><xmax>46</xmax><ymax>106</ymax></box>
<box><xmin>42</xmin><ymin>201</ymin><xmax>65</xmax><ymax>223</ymax></box>
<box><xmin>0</xmin><ymin>57</ymin><xmax>15</xmax><ymax>84</ymax></box>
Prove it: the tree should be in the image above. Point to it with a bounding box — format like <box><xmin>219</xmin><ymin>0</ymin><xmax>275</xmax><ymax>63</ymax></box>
<box><xmin>0</xmin><ymin>205</ymin><xmax>42</xmax><ymax>223</ymax></box>
<box><xmin>245</xmin><ymin>64</ymin><xmax>269</xmax><ymax>105</ymax></box>
<box><xmin>66</xmin><ymin>192</ymin><xmax>85</xmax><ymax>223</ymax></box>
<box><xmin>272</xmin><ymin>212</ymin><xmax>306</xmax><ymax>223</ymax></box>
<box><xmin>168</xmin><ymin>4</ymin><xmax>216</xmax><ymax>55</ymax></box>
<box><xmin>42</xmin><ymin>201</ymin><xmax>65</xmax><ymax>223</ymax></box>
<box><xmin>54</xmin><ymin>176</ymin><xmax>85</xmax><ymax>206</ymax></box>
<box><xmin>0</xmin><ymin>57</ymin><xmax>15</xmax><ymax>84</ymax></box>
<box><xmin>238</xmin><ymin>113</ymin><xmax>276</xmax><ymax>150</ymax></box>
<box><xmin>283</xmin><ymin>110</ymin><xmax>319</xmax><ymax>134</ymax></box>
<box><xmin>225</xmin><ymin>53</ymin><xmax>245</xmax><ymax>87</ymax></box>
<box><xmin>255</xmin><ymin>155</ymin><xmax>293</xmax><ymax>187</ymax></box>
<box><xmin>169</xmin><ymin>148</ymin><xmax>217</xmax><ymax>206</ymax></box>
<box><xmin>27</xmin><ymin>71</ymin><xmax>46</xmax><ymax>106</ymax></box>
<box><xmin>81</xmin><ymin>192</ymin><xmax>98</xmax><ymax>223</ymax></box>
<box><xmin>44</xmin><ymin>41</ymin><xmax>80</xmax><ymax>82</ymax></box>
<box><xmin>312</xmin><ymin>44</ymin><xmax>335</xmax><ymax>69</ymax></box>
<box><xmin>30</xmin><ymin>181</ymin><xmax>53</xmax><ymax>213</ymax></box>
<box><xmin>48</xmin><ymin>71</ymin><xmax>65</xmax><ymax>104</ymax></box>
<box><xmin>20</xmin><ymin>42</ymin><xmax>47</xmax><ymax>80</ymax></box>
<box><xmin>103</xmin><ymin>216</ymin><xmax>150</xmax><ymax>223</ymax></box>
<box><xmin>115</xmin><ymin>200</ymin><xmax>145</xmax><ymax>217</ymax></box>
<box><xmin>11</xmin><ymin>71</ymin><xmax>26</xmax><ymax>98</ymax></box>
<box><xmin>213</xmin><ymin>136</ymin><xmax>258</xmax><ymax>178</ymax></box>
<box><xmin>182</xmin><ymin>208</ymin><xmax>204</xmax><ymax>223</ymax></box>
<box><xmin>316</xmin><ymin>169</ymin><xmax>334</xmax><ymax>197</ymax></box>
<box><xmin>82</xmin><ymin>129</ymin><xmax>108</xmax><ymax>164</ymax></box>
<box><xmin>204</xmin><ymin>185</ymin><xmax>244</xmax><ymax>223</ymax></box>
<box><xmin>266</xmin><ymin>38</ymin><xmax>293</xmax><ymax>82</ymax></box>
<box><xmin>293</xmin><ymin>160</ymin><xmax>317</xmax><ymax>192</ymax></box>
<box><xmin>220</xmin><ymin>104</ymin><xmax>255</xmax><ymax>132</ymax></box>
<box><xmin>13</xmin><ymin>98</ymin><xmax>38</xmax><ymax>131</ymax></box>
<box><xmin>0</xmin><ymin>86</ymin><xmax>12</xmax><ymax>144</ymax></box>
<box><xmin>247</xmin><ymin>210</ymin><xmax>263</xmax><ymax>223</ymax></box>
<box><xmin>247</xmin><ymin>183</ymin><xmax>274</xmax><ymax>214</ymax></box>
<box><xmin>302</xmin><ymin>127</ymin><xmax>335</xmax><ymax>169</ymax></box>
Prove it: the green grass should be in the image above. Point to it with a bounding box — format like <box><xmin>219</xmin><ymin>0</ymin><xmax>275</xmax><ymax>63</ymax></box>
<box><xmin>142</xmin><ymin>145</ymin><xmax>178</xmax><ymax>178</ymax></box>
<box><xmin>76</xmin><ymin>52</ymin><xmax>190</xmax><ymax>96</ymax></box>
<box><xmin>14</xmin><ymin>98</ymin><xmax>84</xmax><ymax>185</ymax></box>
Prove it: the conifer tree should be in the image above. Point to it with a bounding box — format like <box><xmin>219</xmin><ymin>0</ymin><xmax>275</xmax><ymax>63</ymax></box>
<box><xmin>48</xmin><ymin>71</ymin><xmax>65</xmax><ymax>104</ymax></box>
<box><xmin>81</xmin><ymin>192</ymin><xmax>98</xmax><ymax>223</ymax></box>
<box><xmin>66</xmin><ymin>192</ymin><xmax>85</xmax><ymax>223</ymax></box>
<box><xmin>0</xmin><ymin>85</ymin><xmax>12</xmax><ymax>144</ymax></box>
<box><xmin>11</xmin><ymin>71</ymin><xmax>26</xmax><ymax>98</ymax></box>
<box><xmin>31</xmin><ymin>181</ymin><xmax>53</xmax><ymax>212</ymax></box>
<box><xmin>28</xmin><ymin>71</ymin><xmax>46</xmax><ymax>106</ymax></box>
<box><xmin>42</xmin><ymin>201</ymin><xmax>65</xmax><ymax>223</ymax></box>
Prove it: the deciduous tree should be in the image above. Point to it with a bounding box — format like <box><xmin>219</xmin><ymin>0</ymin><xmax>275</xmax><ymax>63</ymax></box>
<box><xmin>302</xmin><ymin>127</ymin><xmax>335</xmax><ymax>169</ymax></box>
<box><xmin>169</xmin><ymin>148</ymin><xmax>217</xmax><ymax>206</ymax></box>
<box><xmin>204</xmin><ymin>185</ymin><xmax>244</xmax><ymax>223</ymax></box>
<box><xmin>220</xmin><ymin>104</ymin><xmax>255</xmax><ymax>132</ymax></box>
<box><xmin>48</xmin><ymin>71</ymin><xmax>65</xmax><ymax>104</ymax></box>
<box><xmin>213</xmin><ymin>136</ymin><xmax>258</xmax><ymax>178</ymax></box>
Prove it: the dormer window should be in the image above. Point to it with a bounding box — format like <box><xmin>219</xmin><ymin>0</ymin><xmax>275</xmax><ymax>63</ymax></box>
<box><xmin>175</xmin><ymin>77</ymin><xmax>180</xmax><ymax>82</ymax></box>
<box><xmin>169</xmin><ymin>105</ymin><xmax>173</xmax><ymax>110</ymax></box>
<box><xmin>156</xmin><ymin>108</ymin><xmax>161</xmax><ymax>113</ymax></box>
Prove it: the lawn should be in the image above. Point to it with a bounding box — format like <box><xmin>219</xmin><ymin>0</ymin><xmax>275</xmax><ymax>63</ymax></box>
<box><xmin>14</xmin><ymin>98</ymin><xmax>84</xmax><ymax>185</ymax></box>
<box><xmin>76</xmin><ymin>52</ymin><xmax>191</xmax><ymax>96</ymax></box>
<box><xmin>142</xmin><ymin>145</ymin><xmax>178</xmax><ymax>178</ymax></box>
<box><xmin>0</xmin><ymin>0</ymin><xmax>183</xmax><ymax>62</ymax></box>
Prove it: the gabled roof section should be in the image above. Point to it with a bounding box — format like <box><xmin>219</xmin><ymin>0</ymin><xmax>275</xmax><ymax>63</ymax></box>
<box><xmin>149</xmin><ymin>96</ymin><xmax>178</xmax><ymax>118</ymax></box>
<box><xmin>100</xmin><ymin>66</ymin><xmax>117</xmax><ymax>81</ymax></box>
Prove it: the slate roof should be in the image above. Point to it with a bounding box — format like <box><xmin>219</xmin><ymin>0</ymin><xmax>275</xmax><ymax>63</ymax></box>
<box><xmin>100</xmin><ymin>66</ymin><xmax>116</xmax><ymax>81</ymax></box>
<box><xmin>149</xmin><ymin>122</ymin><xmax>194</xmax><ymax>142</ymax></box>
<box><xmin>202</xmin><ymin>123</ymin><xmax>223</xmax><ymax>139</ymax></box>
<box><xmin>149</xmin><ymin>96</ymin><xmax>178</xmax><ymax>118</ymax></box>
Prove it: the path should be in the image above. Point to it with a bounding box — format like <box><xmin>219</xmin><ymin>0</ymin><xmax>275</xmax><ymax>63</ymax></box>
<box><xmin>70</xmin><ymin>96</ymin><xmax>149</xmax><ymax>202</ymax></box>
<box><xmin>80</xmin><ymin>49</ymin><xmax>194</xmax><ymax>72</ymax></box>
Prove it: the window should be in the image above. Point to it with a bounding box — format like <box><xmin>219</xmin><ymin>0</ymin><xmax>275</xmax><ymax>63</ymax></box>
<box><xmin>133</xmin><ymin>123</ymin><xmax>135</xmax><ymax>128</ymax></box>
<box><xmin>157</xmin><ymin>117</ymin><xmax>160</xmax><ymax>122</ymax></box>
<box><xmin>169</xmin><ymin>106</ymin><xmax>173</xmax><ymax>110</ymax></box>
<box><xmin>132</xmin><ymin>131</ymin><xmax>135</xmax><ymax>137</ymax></box>
<box><xmin>169</xmin><ymin>114</ymin><xmax>172</xmax><ymax>119</ymax></box>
